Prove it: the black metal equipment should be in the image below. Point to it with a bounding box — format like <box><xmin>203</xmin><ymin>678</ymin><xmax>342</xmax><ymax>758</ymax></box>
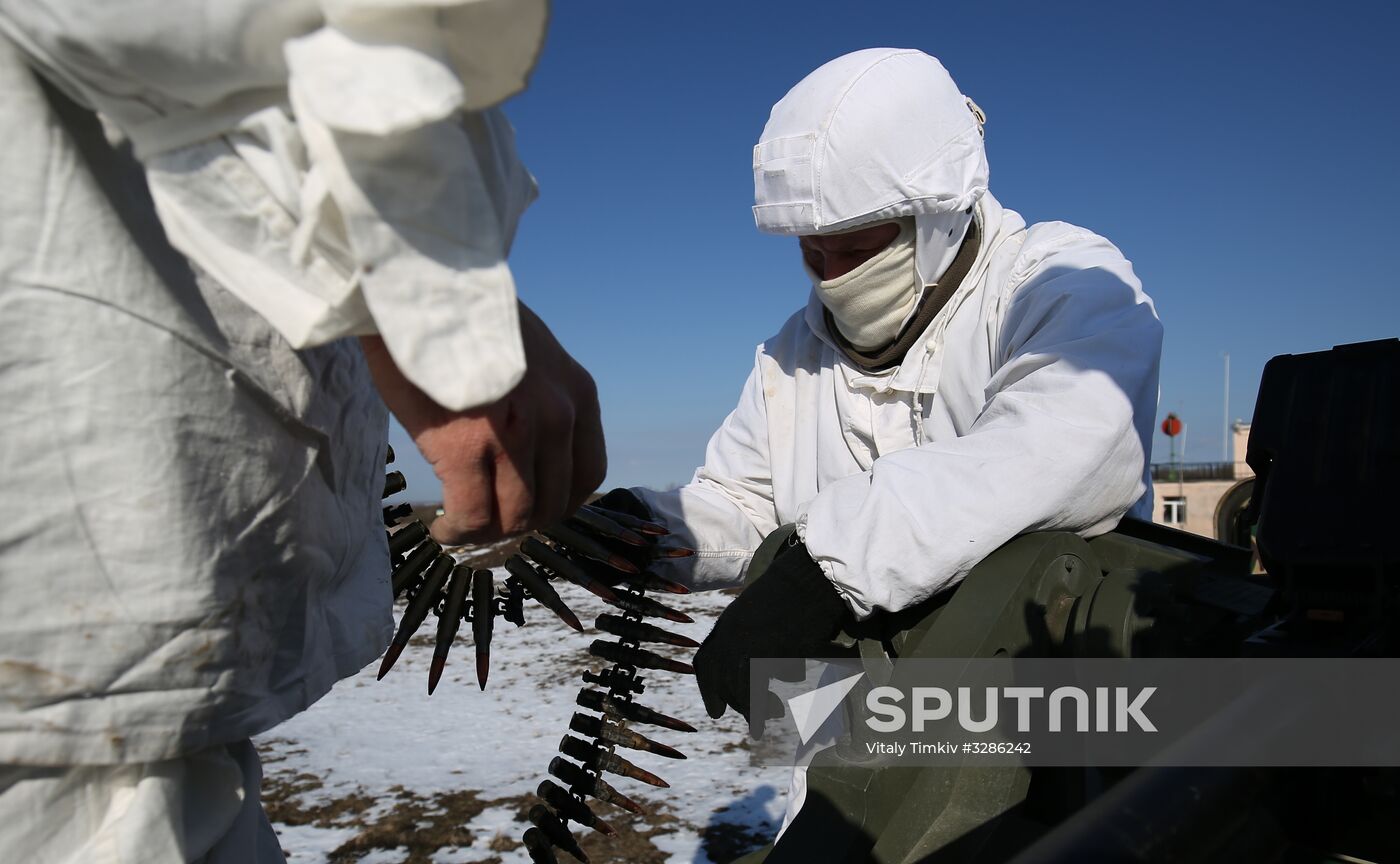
<box><xmin>739</xmin><ymin>339</ymin><xmax>1400</xmax><ymax>864</ymax></box>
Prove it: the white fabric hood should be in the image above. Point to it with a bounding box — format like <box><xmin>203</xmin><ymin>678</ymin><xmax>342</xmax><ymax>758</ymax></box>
<box><xmin>752</xmin><ymin>48</ymin><xmax>989</xmax><ymax>286</ymax></box>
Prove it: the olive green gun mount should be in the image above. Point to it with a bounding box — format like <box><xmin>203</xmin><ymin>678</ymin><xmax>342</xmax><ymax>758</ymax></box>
<box><xmin>741</xmin><ymin>522</ymin><xmax>1263</xmax><ymax>864</ymax></box>
<box><xmin>739</xmin><ymin>338</ymin><xmax>1400</xmax><ymax>864</ymax></box>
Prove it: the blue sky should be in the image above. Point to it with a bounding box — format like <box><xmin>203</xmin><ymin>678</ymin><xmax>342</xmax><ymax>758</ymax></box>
<box><xmin>390</xmin><ymin>0</ymin><xmax>1400</xmax><ymax>499</ymax></box>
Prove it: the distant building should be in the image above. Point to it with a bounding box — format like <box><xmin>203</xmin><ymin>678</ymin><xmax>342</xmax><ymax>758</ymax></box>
<box><xmin>1151</xmin><ymin>422</ymin><xmax>1254</xmax><ymax>541</ymax></box>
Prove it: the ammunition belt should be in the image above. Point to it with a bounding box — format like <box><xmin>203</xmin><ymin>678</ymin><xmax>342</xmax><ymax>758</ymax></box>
<box><xmin>380</xmin><ymin>450</ymin><xmax>698</xmax><ymax>862</ymax></box>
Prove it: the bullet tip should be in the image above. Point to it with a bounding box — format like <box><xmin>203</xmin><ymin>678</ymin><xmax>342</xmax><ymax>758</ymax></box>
<box><xmin>629</xmin><ymin>767</ymin><xmax>672</xmax><ymax>788</ymax></box>
<box><xmin>427</xmin><ymin>656</ymin><xmax>445</xmax><ymax>694</ymax></box>
<box><xmin>377</xmin><ymin>641</ymin><xmax>405</xmax><ymax>680</ymax></box>
<box><xmin>611</xmin><ymin>555</ymin><xmax>641</xmax><ymax>575</ymax></box>
<box><xmin>475</xmin><ymin>653</ymin><xmax>490</xmax><ymax>690</ymax></box>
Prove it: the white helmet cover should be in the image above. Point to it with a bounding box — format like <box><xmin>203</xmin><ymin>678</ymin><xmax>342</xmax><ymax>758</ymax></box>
<box><xmin>753</xmin><ymin>48</ymin><xmax>989</xmax><ymax>286</ymax></box>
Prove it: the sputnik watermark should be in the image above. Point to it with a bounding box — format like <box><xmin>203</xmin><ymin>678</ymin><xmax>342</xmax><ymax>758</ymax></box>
<box><xmin>748</xmin><ymin>658</ymin><xmax>1400</xmax><ymax>768</ymax></box>
<box><xmin>865</xmin><ymin>685</ymin><xmax>1156</xmax><ymax>733</ymax></box>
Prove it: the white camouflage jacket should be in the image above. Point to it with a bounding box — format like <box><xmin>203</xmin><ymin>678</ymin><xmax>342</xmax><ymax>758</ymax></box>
<box><xmin>637</xmin><ymin>191</ymin><xmax>1162</xmax><ymax>618</ymax></box>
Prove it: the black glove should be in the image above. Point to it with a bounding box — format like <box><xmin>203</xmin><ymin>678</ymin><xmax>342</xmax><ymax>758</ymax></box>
<box><xmin>515</xmin><ymin>488</ymin><xmax>691</xmax><ymax>595</ymax></box>
<box><xmin>594</xmin><ymin>487</ymin><xmax>652</xmax><ymax>521</ymax></box>
<box><xmin>694</xmin><ymin>538</ymin><xmax>852</xmax><ymax>721</ymax></box>
<box><xmin>577</xmin><ymin>489</ymin><xmax>663</xmax><ymax>581</ymax></box>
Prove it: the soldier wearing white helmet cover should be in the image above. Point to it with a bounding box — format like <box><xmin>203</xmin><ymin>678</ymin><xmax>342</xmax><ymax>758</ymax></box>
<box><xmin>595</xmin><ymin>47</ymin><xmax>1162</xmax><ymax>795</ymax></box>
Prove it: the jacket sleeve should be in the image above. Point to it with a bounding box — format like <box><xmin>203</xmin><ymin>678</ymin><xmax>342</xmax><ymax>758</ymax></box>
<box><xmin>798</xmin><ymin>228</ymin><xmax>1163</xmax><ymax>618</ymax></box>
<box><xmin>278</xmin><ymin>2</ymin><xmax>547</xmax><ymax>410</ymax></box>
<box><xmin>0</xmin><ymin>0</ymin><xmax>548</xmax><ymax>412</ymax></box>
<box><xmin>633</xmin><ymin>348</ymin><xmax>781</xmax><ymax>591</ymax></box>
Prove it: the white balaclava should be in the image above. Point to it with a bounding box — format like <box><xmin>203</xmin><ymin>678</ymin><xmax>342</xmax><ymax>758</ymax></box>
<box><xmin>804</xmin><ymin>217</ymin><xmax>919</xmax><ymax>351</ymax></box>
<box><xmin>752</xmin><ymin>48</ymin><xmax>988</xmax><ymax>346</ymax></box>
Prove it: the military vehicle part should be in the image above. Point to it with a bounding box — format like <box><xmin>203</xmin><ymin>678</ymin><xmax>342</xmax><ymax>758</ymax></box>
<box><xmin>741</xmin><ymin>339</ymin><xmax>1400</xmax><ymax>864</ymax></box>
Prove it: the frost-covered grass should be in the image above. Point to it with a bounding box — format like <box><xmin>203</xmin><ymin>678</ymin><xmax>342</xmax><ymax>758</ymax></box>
<box><xmin>256</xmin><ymin>570</ymin><xmax>789</xmax><ymax>863</ymax></box>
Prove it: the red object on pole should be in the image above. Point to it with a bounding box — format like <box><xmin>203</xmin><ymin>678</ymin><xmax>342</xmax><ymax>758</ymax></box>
<box><xmin>1161</xmin><ymin>414</ymin><xmax>1183</xmax><ymax>437</ymax></box>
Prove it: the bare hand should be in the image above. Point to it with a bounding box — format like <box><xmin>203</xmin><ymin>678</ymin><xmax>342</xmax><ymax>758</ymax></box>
<box><xmin>361</xmin><ymin>303</ymin><xmax>606</xmax><ymax>544</ymax></box>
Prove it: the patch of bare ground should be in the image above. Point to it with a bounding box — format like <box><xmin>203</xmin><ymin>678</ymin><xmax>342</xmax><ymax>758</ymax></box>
<box><xmin>261</xmin><ymin>771</ymin><xmax>377</xmax><ymax>828</ymax></box>
<box><xmin>262</xmin><ymin>768</ymin><xmax>487</xmax><ymax>863</ymax></box>
<box><xmin>504</xmin><ymin>794</ymin><xmax>683</xmax><ymax>864</ymax></box>
<box><xmin>258</xmin><ymin>737</ymin><xmax>308</xmax><ymax>764</ymax></box>
<box><xmin>325</xmin><ymin>786</ymin><xmax>489</xmax><ymax>864</ymax></box>
<box><xmin>262</xmin><ymin>771</ymin><xmax>686</xmax><ymax>864</ymax></box>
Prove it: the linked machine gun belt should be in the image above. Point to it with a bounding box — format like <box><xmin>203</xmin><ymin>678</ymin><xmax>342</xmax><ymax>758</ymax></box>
<box><xmin>512</xmin><ymin>509</ymin><xmax>701</xmax><ymax>863</ymax></box>
<box><xmin>378</xmin><ymin>460</ymin><xmax>701</xmax><ymax>862</ymax></box>
<box><xmin>379</xmin><ymin>448</ymin><xmax>526</xmax><ymax>694</ymax></box>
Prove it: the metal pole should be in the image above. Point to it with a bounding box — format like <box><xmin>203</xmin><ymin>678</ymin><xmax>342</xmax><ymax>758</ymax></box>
<box><xmin>1179</xmin><ymin>422</ymin><xmax>1186</xmax><ymax>498</ymax></box>
<box><xmin>1223</xmin><ymin>352</ymin><xmax>1230</xmax><ymax>463</ymax></box>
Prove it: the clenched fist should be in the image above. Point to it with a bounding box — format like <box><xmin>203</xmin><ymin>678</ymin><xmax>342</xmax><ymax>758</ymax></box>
<box><xmin>361</xmin><ymin>303</ymin><xmax>606</xmax><ymax>544</ymax></box>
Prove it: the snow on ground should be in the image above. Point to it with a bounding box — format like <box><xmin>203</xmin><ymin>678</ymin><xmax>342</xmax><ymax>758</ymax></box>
<box><xmin>256</xmin><ymin>570</ymin><xmax>790</xmax><ymax>864</ymax></box>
